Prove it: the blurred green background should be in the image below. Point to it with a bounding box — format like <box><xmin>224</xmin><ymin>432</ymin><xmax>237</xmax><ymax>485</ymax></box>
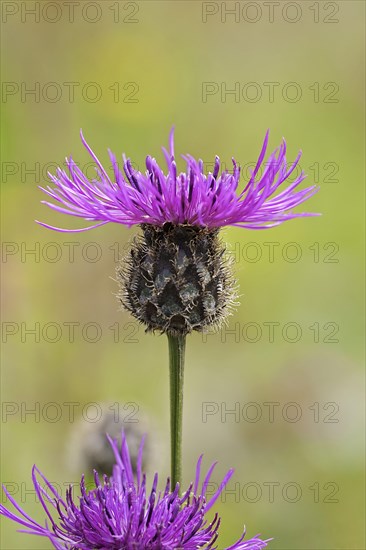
<box><xmin>1</xmin><ymin>1</ymin><xmax>365</xmax><ymax>549</ymax></box>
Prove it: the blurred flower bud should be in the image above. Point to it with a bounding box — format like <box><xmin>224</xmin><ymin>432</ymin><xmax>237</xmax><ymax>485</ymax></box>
<box><xmin>67</xmin><ymin>404</ymin><xmax>151</xmax><ymax>477</ymax></box>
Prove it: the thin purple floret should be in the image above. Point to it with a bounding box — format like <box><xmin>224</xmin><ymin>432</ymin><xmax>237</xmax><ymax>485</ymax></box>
<box><xmin>37</xmin><ymin>129</ymin><xmax>319</xmax><ymax>232</ymax></box>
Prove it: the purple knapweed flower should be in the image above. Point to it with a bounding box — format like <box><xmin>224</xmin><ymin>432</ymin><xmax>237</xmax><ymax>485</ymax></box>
<box><xmin>0</xmin><ymin>434</ymin><xmax>269</xmax><ymax>550</ymax></box>
<box><xmin>37</xmin><ymin>129</ymin><xmax>319</xmax><ymax>335</ymax></box>
<box><xmin>37</xmin><ymin>129</ymin><xmax>318</xmax><ymax>232</ymax></box>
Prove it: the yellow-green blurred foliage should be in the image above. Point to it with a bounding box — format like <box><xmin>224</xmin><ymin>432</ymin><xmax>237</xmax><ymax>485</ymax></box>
<box><xmin>1</xmin><ymin>1</ymin><xmax>364</xmax><ymax>549</ymax></box>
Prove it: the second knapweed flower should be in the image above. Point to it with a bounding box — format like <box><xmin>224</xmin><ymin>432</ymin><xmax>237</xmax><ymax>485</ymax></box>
<box><xmin>38</xmin><ymin>129</ymin><xmax>319</xmax><ymax>335</ymax></box>
<box><xmin>0</xmin><ymin>433</ymin><xmax>269</xmax><ymax>550</ymax></box>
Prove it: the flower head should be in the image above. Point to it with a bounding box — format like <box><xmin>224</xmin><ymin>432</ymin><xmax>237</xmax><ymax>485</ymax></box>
<box><xmin>37</xmin><ymin>129</ymin><xmax>319</xmax><ymax>335</ymax></box>
<box><xmin>0</xmin><ymin>434</ymin><xmax>269</xmax><ymax>550</ymax></box>
<box><xmin>38</xmin><ymin>129</ymin><xmax>318</xmax><ymax>232</ymax></box>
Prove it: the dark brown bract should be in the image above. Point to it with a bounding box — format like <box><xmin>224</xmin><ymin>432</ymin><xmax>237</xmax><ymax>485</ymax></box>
<box><xmin>117</xmin><ymin>223</ymin><xmax>236</xmax><ymax>335</ymax></box>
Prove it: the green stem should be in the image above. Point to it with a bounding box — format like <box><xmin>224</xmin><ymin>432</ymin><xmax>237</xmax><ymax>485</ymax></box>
<box><xmin>167</xmin><ymin>333</ymin><xmax>186</xmax><ymax>491</ymax></box>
